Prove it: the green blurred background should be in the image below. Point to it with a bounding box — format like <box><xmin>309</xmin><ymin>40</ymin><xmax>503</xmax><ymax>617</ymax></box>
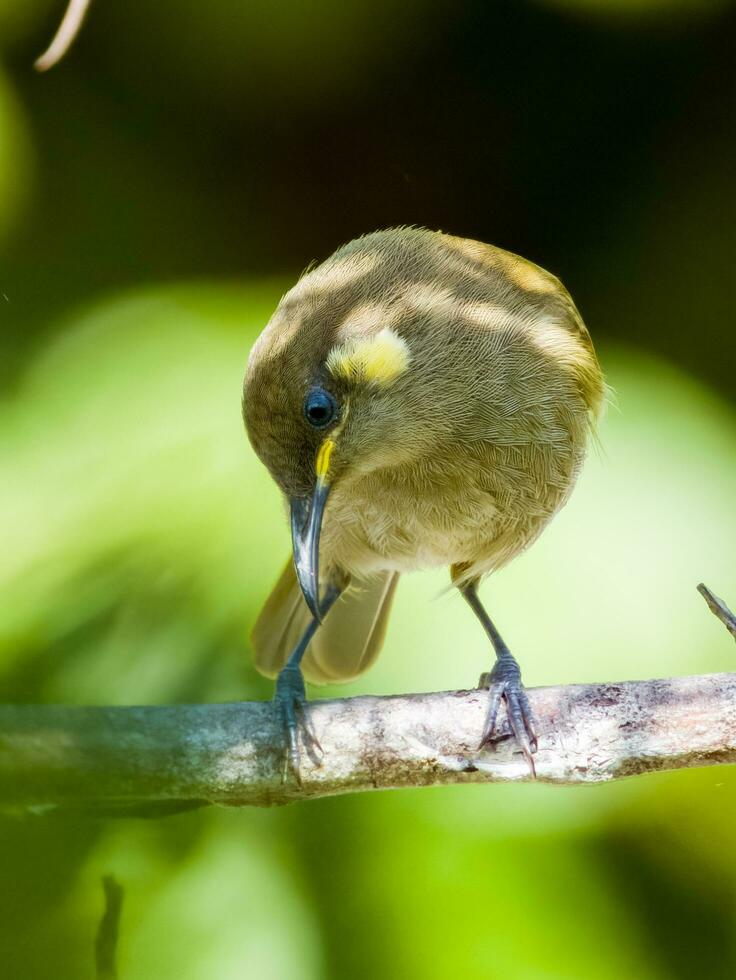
<box><xmin>1</xmin><ymin>0</ymin><xmax>736</xmax><ymax>976</ymax></box>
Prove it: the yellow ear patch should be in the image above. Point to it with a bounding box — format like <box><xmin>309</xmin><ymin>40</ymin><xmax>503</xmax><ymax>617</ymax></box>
<box><xmin>326</xmin><ymin>327</ymin><xmax>410</xmax><ymax>386</ymax></box>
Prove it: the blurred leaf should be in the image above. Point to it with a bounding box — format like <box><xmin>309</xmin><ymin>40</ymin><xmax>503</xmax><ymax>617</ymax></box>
<box><xmin>97</xmin><ymin>0</ymin><xmax>447</xmax><ymax>116</ymax></box>
<box><xmin>535</xmin><ymin>0</ymin><xmax>732</xmax><ymax>21</ymax></box>
<box><xmin>0</xmin><ymin>282</ymin><xmax>286</xmax><ymax>701</ymax></box>
<box><xmin>0</xmin><ymin>0</ymin><xmax>56</xmax><ymax>47</ymax></box>
<box><xmin>102</xmin><ymin>813</ymin><xmax>324</xmax><ymax>980</ymax></box>
<box><xmin>0</xmin><ymin>67</ymin><xmax>32</xmax><ymax>243</ymax></box>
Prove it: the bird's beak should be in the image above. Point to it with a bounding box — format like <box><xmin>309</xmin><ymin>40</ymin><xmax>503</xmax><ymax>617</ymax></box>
<box><xmin>290</xmin><ymin>437</ymin><xmax>337</xmax><ymax>622</ymax></box>
<box><xmin>289</xmin><ymin>477</ymin><xmax>331</xmax><ymax>623</ymax></box>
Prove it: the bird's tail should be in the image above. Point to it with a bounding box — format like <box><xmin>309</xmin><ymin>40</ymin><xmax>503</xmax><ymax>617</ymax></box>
<box><xmin>251</xmin><ymin>558</ymin><xmax>399</xmax><ymax>684</ymax></box>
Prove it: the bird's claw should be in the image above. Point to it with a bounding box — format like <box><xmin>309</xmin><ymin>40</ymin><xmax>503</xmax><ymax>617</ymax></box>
<box><xmin>478</xmin><ymin>660</ymin><xmax>538</xmax><ymax>776</ymax></box>
<box><xmin>273</xmin><ymin>665</ymin><xmax>322</xmax><ymax>782</ymax></box>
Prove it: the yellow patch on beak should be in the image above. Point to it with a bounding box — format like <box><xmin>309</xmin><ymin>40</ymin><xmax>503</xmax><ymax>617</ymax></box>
<box><xmin>315</xmin><ymin>438</ymin><xmax>336</xmax><ymax>484</ymax></box>
<box><xmin>327</xmin><ymin>327</ymin><xmax>410</xmax><ymax>386</ymax></box>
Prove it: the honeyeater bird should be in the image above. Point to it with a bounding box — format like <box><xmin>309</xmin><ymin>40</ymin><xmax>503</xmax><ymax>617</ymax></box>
<box><xmin>243</xmin><ymin>227</ymin><xmax>604</xmax><ymax>775</ymax></box>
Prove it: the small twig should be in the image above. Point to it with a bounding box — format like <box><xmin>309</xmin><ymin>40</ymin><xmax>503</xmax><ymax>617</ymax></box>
<box><xmin>698</xmin><ymin>583</ymin><xmax>736</xmax><ymax>642</ymax></box>
<box><xmin>95</xmin><ymin>875</ymin><xmax>124</xmax><ymax>980</ymax></box>
<box><xmin>35</xmin><ymin>0</ymin><xmax>94</xmax><ymax>72</ymax></box>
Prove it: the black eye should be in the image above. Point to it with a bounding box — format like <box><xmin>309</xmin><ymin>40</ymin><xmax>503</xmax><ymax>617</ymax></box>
<box><xmin>303</xmin><ymin>388</ymin><xmax>337</xmax><ymax>429</ymax></box>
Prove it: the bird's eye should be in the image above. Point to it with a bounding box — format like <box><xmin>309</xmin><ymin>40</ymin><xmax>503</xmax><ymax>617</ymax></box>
<box><xmin>303</xmin><ymin>388</ymin><xmax>337</xmax><ymax>429</ymax></box>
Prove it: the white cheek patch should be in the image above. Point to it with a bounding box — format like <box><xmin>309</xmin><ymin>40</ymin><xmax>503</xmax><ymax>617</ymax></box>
<box><xmin>326</xmin><ymin>327</ymin><xmax>410</xmax><ymax>386</ymax></box>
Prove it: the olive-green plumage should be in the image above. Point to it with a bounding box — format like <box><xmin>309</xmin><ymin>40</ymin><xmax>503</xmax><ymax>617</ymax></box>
<box><xmin>244</xmin><ymin>227</ymin><xmax>604</xmax><ymax>685</ymax></box>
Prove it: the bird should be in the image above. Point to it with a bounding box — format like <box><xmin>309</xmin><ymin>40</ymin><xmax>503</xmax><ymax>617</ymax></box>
<box><xmin>243</xmin><ymin>226</ymin><xmax>604</xmax><ymax>777</ymax></box>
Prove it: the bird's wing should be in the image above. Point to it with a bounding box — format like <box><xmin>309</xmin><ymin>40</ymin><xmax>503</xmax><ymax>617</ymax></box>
<box><xmin>251</xmin><ymin>558</ymin><xmax>399</xmax><ymax>684</ymax></box>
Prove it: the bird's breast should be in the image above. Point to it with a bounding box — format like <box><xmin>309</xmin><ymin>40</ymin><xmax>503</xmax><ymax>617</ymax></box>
<box><xmin>323</xmin><ymin>487</ymin><xmax>482</xmax><ymax>575</ymax></box>
<box><xmin>320</xmin><ymin>439</ymin><xmax>580</xmax><ymax>578</ymax></box>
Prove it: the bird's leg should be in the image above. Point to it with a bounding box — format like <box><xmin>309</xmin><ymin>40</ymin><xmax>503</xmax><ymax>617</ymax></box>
<box><xmin>273</xmin><ymin>573</ymin><xmax>348</xmax><ymax>781</ymax></box>
<box><xmin>457</xmin><ymin>576</ymin><xmax>538</xmax><ymax>775</ymax></box>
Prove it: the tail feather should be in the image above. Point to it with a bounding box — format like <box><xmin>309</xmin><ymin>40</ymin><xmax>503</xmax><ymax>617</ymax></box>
<box><xmin>252</xmin><ymin>559</ymin><xmax>399</xmax><ymax>684</ymax></box>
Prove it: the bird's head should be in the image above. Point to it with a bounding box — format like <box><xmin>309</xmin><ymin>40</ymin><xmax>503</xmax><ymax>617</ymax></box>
<box><xmin>243</xmin><ymin>231</ymin><xmax>445</xmax><ymax>619</ymax></box>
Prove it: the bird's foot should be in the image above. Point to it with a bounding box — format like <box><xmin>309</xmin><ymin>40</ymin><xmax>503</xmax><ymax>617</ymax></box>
<box><xmin>273</xmin><ymin>664</ymin><xmax>322</xmax><ymax>782</ymax></box>
<box><xmin>478</xmin><ymin>658</ymin><xmax>538</xmax><ymax>776</ymax></box>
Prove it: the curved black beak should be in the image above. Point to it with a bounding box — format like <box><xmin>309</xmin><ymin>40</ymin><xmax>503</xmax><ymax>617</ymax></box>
<box><xmin>290</xmin><ymin>480</ymin><xmax>331</xmax><ymax>622</ymax></box>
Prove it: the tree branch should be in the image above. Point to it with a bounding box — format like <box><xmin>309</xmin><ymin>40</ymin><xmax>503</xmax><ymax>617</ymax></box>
<box><xmin>1</xmin><ymin>672</ymin><xmax>736</xmax><ymax>810</ymax></box>
<box><xmin>2</xmin><ymin>586</ymin><xmax>732</xmax><ymax>810</ymax></box>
